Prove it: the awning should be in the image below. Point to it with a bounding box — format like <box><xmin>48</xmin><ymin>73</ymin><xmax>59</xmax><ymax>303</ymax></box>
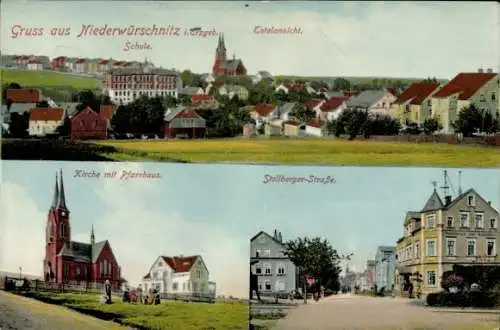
<box><xmin>396</xmin><ymin>266</ymin><xmax>411</xmax><ymax>274</ymax></box>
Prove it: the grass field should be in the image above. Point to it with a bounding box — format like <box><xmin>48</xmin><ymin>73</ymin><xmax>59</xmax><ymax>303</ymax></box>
<box><xmin>25</xmin><ymin>292</ymin><xmax>248</xmax><ymax>330</ymax></box>
<box><xmin>94</xmin><ymin>139</ymin><xmax>500</xmax><ymax>167</ymax></box>
<box><xmin>1</xmin><ymin>69</ymin><xmax>100</xmax><ymax>89</ymax></box>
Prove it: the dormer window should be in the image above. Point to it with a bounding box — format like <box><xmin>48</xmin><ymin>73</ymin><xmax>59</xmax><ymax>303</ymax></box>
<box><xmin>467</xmin><ymin>195</ymin><xmax>475</xmax><ymax>206</ymax></box>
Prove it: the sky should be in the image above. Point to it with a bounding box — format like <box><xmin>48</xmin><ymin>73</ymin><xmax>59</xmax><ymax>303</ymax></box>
<box><xmin>1</xmin><ymin>161</ymin><xmax>499</xmax><ymax>298</ymax></box>
<box><xmin>0</xmin><ymin>1</ymin><xmax>498</xmax><ymax>78</ymax></box>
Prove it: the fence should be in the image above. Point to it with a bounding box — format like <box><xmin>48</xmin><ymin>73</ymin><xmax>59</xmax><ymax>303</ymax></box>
<box><xmin>2</xmin><ymin>277</ymin><xmax>121</xmax><ymax>294</ymax></box>
<box><xmin>159</xmin><ymin>292</ymin><xmax>216</xmax><ymax>303</ymax></box>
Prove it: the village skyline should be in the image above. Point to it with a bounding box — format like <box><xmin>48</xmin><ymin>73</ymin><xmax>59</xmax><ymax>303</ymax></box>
<box><xmin>1</xmin><ymin>160</ymin><xmax>498</xmax><ymax>298</ymax></box>
<box><xmin>1</xmin><ymin>1</ymin><xmax>497</xmax><ymax>78</ymax></box>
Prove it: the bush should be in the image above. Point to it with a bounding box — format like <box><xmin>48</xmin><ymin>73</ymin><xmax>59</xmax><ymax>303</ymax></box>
<box><xmin>426</xmin><ymin>291</ymin><xmax>496</xmax><ymax>307</ymax></box>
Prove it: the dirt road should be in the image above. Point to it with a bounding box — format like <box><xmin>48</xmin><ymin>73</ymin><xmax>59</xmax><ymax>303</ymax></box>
<box><xmin>0</xmin><ymin>291</ymin><xmax>126</xmax><ymax>330</ymax></box>
<box><xmin>273</xmin><ymin>293</ymin><xmax>500</xmax><ymax>330</ymax></box>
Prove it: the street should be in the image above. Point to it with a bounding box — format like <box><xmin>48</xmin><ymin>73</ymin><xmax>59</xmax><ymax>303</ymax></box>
<box><xmin>272</xmin><ymin>293</ymin><xmax>500</xmax><ymax>330</ymax></box>
<box><xmin>0</xmin><ymin>291</ymin><xmax>127</xmax><ymax>330</ymax></box>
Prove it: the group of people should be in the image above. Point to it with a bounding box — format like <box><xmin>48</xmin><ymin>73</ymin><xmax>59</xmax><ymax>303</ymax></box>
<box><xmin>101</xmin><ymin>281</ymin><xmax>161</xmax><ymax>305</ymax></box>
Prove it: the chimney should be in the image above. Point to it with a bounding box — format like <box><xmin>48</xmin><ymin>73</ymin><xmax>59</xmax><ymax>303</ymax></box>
<box><xmin>478</xmin><ymin>68</ymin><xmax>484</xmax><ymax>73</ymax></box>
<box><xmin>445</xmin><ymin>195</ymin><xmax>452</xmax><ymax>206</ymax></box>
<box><xmin>487</xmin><ymin>68</ymin><xmax>493</xmax><ymax>73</ymax></box>
<box><xmin>488</xmin><ymin>201</ymin><xmax>491</xmax><ymax>205</ymax></box>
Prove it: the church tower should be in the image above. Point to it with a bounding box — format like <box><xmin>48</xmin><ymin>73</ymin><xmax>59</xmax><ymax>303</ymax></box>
<box><xmin>212</xmin><ymin>33</ymin><xmax>227</xmax><ymax>75</ymax></box>
<box><xmin>44</xmin><ymin>169</ymin><xmax>71</xmax><ymax>282</ymax></box>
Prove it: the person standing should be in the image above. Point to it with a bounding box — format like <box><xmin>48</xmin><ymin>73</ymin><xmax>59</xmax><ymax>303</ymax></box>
<box><xmin>104</xmin><ymin>280</ymin><xmax>112</xmax><ymax>304</ymax></box>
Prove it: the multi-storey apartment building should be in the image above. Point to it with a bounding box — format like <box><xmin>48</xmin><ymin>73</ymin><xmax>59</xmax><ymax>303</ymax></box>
<box><xmin>102</xmin><ymin>67</ymin><xmax>182</xmax><ymax>104</ymax></box>
<box><xmin>374</xmin><ymin>246</ymin><xmax>396</xmax><ymax>292</ymax></box>
<box><xmin>396</xmin><ymin>171</ymin><xmax>499</xmax><ymax>295</ymax></box>
<box><xmin>250</xmin><ymin>230</ymin><xmax>298</xmax><ymax>295</ymax></box>
<box><xmin>392</xmin><ymin>82</ymin><xmax>442</xmax><ymax>126</ymax></box>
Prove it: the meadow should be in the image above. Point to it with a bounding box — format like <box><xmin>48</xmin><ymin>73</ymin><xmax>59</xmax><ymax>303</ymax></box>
<box><xmin>1</xmin><ymin>69</ymin><xmax>100</xmax><ymax>89</ymax></box>
<box><xmin>23</xmin><ymin>292</ymin><xmax>248</xmax><ymax>330</ymax></box>
<box><xmin>2</xmin><ymin>138</ymin><xmax>499</xmax><ymax>167</ymax></box>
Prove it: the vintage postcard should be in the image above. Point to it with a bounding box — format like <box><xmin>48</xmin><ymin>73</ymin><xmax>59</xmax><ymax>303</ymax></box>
<box><xmin>0</xmin><ymin>1</ymin><xmax>499</xmax><ymax>167</ymax></box>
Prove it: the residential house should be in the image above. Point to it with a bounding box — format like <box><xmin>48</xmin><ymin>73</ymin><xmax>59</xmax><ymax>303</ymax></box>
<box><xmin>374</xmin><ymin>246</ymin><xmax>396</xmax><ymax>292</ymax></box>
<box><xmin>250</xmin><ymin>230</ymin><xmax>298</xmax><ymax>295</ymax></box>
<box><xmin>431</xmin><ymin>70</ymin><xmax>498</xmax><ymax>134</ymax></box>
<box><xmin>274</xmin><ymin>102</ymin><xmax>297</xmax><ymax>121</ymax></box>
<box><xmin>141</xmin><ymin>255</ymin><xmax>215</xmax><ymax>297</ymax></box>
<box><xmin>392</xmin><ymin>82</ymin><xmax>442</xmax><ymax>126</ymax></box>
<box><xmin>27</xmin><ymin>59</ymin><xmax>43</xmax><ymax>71</ymax></box>
<box><xmin>28</xmin><ymin>107</ymin><xmax>65</xmax><ymax>136</ymax></box>
<box><xmin>305</xmin><ymin>119</ymin><xmax>326</xmax><ymax>137</ymax></box>
<box><xmin>304</xmin><ymin>99</ymin><xmax>325</xmax><ymax>115</ymax></box>
<box><xmin>98</xmin><ymin>59</ymin><xmax>112</xmax><ymax>73</ymax></box>
<box><xmin>218</xmin><ymin>84</ymin><xmax>249</xmax><ymax>101</ymax></box>
<box><xmin>191</xmin><ymin>95</ymin><xmax>217</xmax><ymax>108</ymax></box>
<box><xmin>346</xmin><ymin>90</ymin><xmax>397</xmax><ymax>117</ymax></box>
<box><xmin>318</xmin><ymin>96</ymin><xmax>349</xmax><ymax>121</ymax></box>
<box><xmin>51</xmin><ymin>56</ymin><xmax>67</xmax><ymax>70</ymax></box>
<box><xmin>70</xmin><ymin>106</ymin><xmax>107</xmax><ymax>140</ymax></box>
<box><xmin>164</xmin><ymin>107</ymin><xmax>206</xmax><ymax>139</ymax></box>
<box><xmin>283</xmin><ymin>120</ymin><xmax>301</xmax><ymax>137</ymax></box>
<box><xmin>395</xmin><ymin>171</ymin><xmax>499</xmax><ymax>295</ymax></box>
<box><xmin>180</xmin><ymin>87</ymin><xmax>205</xmax><ymax>96</ymax></box>
<box><xmin>74</xmin><ymin>59</ymin><xmax>86</xmax><ymax>73</ymax></box>
<box><xmin>249</xmin><ymin>104</ymin><xmax>277</xmax><ymax>126</ymax></box>
<box><xmin>275</xmin><ymin>83</ymin><xmax>305</xmax><ymax>94</ymax></box>
<box><xmin>265</xmin><ymin>120</ymin><xmax>283</xmax><ymax>136</ymax></box>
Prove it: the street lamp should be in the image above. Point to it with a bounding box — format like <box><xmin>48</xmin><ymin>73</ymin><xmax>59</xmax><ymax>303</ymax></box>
<box><xmin>19</xmin><ymin>266</ymin><xmax>22</xmax><ymax>279</ymax></box>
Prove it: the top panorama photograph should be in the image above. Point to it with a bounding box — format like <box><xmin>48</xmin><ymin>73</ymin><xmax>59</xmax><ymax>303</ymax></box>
<box><xmin>0</xmin><ymin>0</ymin><xmax>499</xmax><ymax>167</ymax></box>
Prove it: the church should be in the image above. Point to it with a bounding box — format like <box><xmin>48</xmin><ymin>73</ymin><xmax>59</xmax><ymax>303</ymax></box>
<box><xmin>44</xmin><ymin>170</ymin><xmax>123</xmax><ymax>288</ymax></box>
<box><xmin>212</xmin><ymin>33</ymin><xmax>247</xmax><ymax>76</ymax></box>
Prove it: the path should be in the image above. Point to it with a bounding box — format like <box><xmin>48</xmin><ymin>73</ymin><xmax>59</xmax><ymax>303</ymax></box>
<box><xmin>0</xmin><ymin>291</ymin><xmax>126</xmax><ymax>330</ymax></box>
<box><xmin>272</xmin><ymin>293</ymin><xmax>500</xmax><ymax>330</ymax></box>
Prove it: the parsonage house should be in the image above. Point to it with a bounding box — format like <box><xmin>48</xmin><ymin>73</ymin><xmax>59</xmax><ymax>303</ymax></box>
<box><xmin>44</xmin><ymin>170</ymin><xmax>123</xmax><ymax>289</ymax></box>
<box><xmin>250</xmin><ymin>230</ymin><xmax>298</xmax><ymax>295</ymax></box>
<box><xmin>141</xmin><ymin>255</ymin><xmax>216</xmax><ymax>297</ymax></box>
<box><xmin>395</xmin><ymin>171</ymin><xmax>499</xmax><ymax>295</ymax></box>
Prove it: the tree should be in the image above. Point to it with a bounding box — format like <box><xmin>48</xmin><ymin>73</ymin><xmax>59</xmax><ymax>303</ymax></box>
<box><xmin>338</xmin><ymin>108</ymin><xmax>369</xmax><ymax>140</ymax></box>
<box><xmin>452</xmin><ymin>104</ymin><xmax>485</xmax><ymax>137</ymax></box>
<box><xmin>9</xmin><ymin>112</ymin><xmax>29</xmax><ymax>138</ymax></box>
<box><xmin>284</xmin><ymin>237</ymin><xmax>344</xmax><ymax>304</ymax></box>
<box><xmin>422</xmin><ymin>117</ymin><xmax>442</xmax><ymax>135</ymax></box>
<box><xmin>333</xmin><ymin>77</ymin><xmax>351</xmax><ymax>91</ymax></box>
<box><xmin>289</xmin><ymin>103</ymin><xmax>316</xmax><ymax>124</ymax></box>
<box><xmin>56</xmin><ymin>116</ymin><xmax>71</xmax><ymax>137</ymax></box>
<box><xmin>2</xmin><ymin>82</ymin><xmax>22</xmax><ymax>105</ymax></box>
<box><xmin>36</xmin><ymin>100</ymin><xmax>50</xmax><ymax>108</ymax></box>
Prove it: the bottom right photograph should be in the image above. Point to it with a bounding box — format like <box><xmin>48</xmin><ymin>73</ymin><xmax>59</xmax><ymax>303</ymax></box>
<box><xmin>248</xmin><ymin>168</ymin><xmax>500</xmax><ymax>330</ymax></box>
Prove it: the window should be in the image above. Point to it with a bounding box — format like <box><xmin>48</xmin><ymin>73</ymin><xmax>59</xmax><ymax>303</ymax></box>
<box><xmin>427</xmin><ymin>271</ymin><xmax>436</xmax><ymax>286</ymax></box>
<box><xmin>447</xmin><ymin>216</ymin><xmax>454</xmax><ymax>228</ymax></box>
<box><xmin>264</xmin><ymin>263</ymin><xmax>272</xmax><ymax>275</ymax></box>
<box><xmin>426</xmin><ymin>214</ymin><xmax>436</xmax><ymax>229</ymax></box>
<box><xmin>427</xmin><ymin>99</ymin><xmax>431</xmax><ymax>106</ymax></box>
<box><xmin>475</xmin><ymin>213</ymin><xmax>484</xmax><ymax>228</ymax></box>
<box><xmin>264</xmin><ymin>280</ymin><xmax>271</xmax><ymax>291</ymax></box>
<box><xmin>100</xmin><ymin>262</ymin><xmax>103</xmax><ymax>276</ymax></box>
<box><xmin>277</xmin><ymin>263</ymin><xmax>285</xmax><ymax>275</ymax></box>
<box><xmin>460</xmin><ymin>213</ymin><xmax>469</xmax><ymax>227</ymax></box>
<box><xmin>172</xmin><ymin>282</ymin><xmax>178</xmax><ymax>291</ymax></box>
<box><xmin>467</xmin><ymin>239</ymin><xmax>476</xmax><ymax>256</ymax></box>
<box><xmin>275</xmin><ymin>280</ymin><xmax>286</xmax><ymax>291</ymax></box>
<box><xmin>255</xmin><ymin>265</ymin><xmax>262</xmax><ymax>274</ymax></box>
<box><xmin>108</xmin><ymin>263</ymin><xmax>112</xmax><ymax>276</ymax></box>
<box><xmin>492</xmin><ymin>93</ymin><xmax>496</xmax><ymax>101</ymax></box>
<box><xmin>446</xmin><ymin>238</ymin><xmax>456</xmax><ymax>256</ymax></box>
<box><xmin>490</xmin><ymin>218</ymin><xmax>497</xmax><ymax>229</ymax></box>
<box><xmin>479</xmin><ymin>94</ymin><xmax>486</xmax><ymax>102</ymax></box>
<box><xmin>426</xmin><ymin>240</ymin><xmax>436</xmax><ymax>256</ymax></box>
<box><xmin>76</xmin><ymin>266</ymin><xmax>80</xmax><ymax>275</ymax></box>
<box><xmin>415</xmin><ymin>241</ymin><xmax>420</xmax><ymax>258</ymax></box>
<box><xmin>255</xmin><ymin>250</ymin><xmax>261</xmax><ymax>257</ymax></box>
<box><xmin>487</xmin><ymin>240</ymin><xmax>496</xmax><ymax>256</ymax></box>
<box><xmin>467</xmin><ymin>195</ymin><xmax>475</xmax><ymax>206</ymax></box>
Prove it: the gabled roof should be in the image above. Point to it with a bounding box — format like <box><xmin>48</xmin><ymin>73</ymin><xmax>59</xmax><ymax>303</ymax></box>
<box><xmin>320</xmin><ymin>96</ymin><xmax>349</xmax><ymax>112</ymax></box>
<box><xmin>395</xmin><ymin>82</ymin><xmax>441</xmax><ymax>105</ymax></box>
<box><xmin>304</xmin><ymin>99</ymin><xmax>324</xmax><ymax>109</ymax></box>
<box><xmin>346</xmin><ymin>90</ymin><xmax>386</xmax><ymax>108</ymax></box>
<box><xmin>191</xmin><ymin>94</ymin><xmax>215</xmax><ymax>103</ymax></box>
<box><xmin>432</xmin><ymin>72</ymin><xmax>496</xmax><ymax>100</ymax></box>
<box><xmin>6</xmin><ymin>89</ymin><xmax>41</xmax><ymax>103</ymax></box>
<box><xmin>251</xmin><ymin>104</ymin><xmax>275</xmax><ymax>117</ymax></box>
<box><xmin>250</xmin><ymin>230</ymin><xmax>283</xmax><ymax>245</ymax></box>
<box><xmin>443</xmin><ymin>188</ymin><xmax>499</xmax><ymax>213</ymax></box>
<box><xmin>162</xmin><ymin>255</ymin><xmax>199</xmax><ymax>273</ymax></box>
<box><xmin>164</xmin><ymin>107</ymin><xmax>203</xmax><ymax>122</ymax></box>
<box><xmin>421</xmin><ymin>189</ymin><xmax>444</xmax><ymax>212</ymax></box>
<box><xmin>220</xmin><ymin>59</ymin><xmax>243</xmax><ymax>70</ymax></box>
<box><xmin>307</xmin><ymin>119</ymin><xmax>326</xmax><ymax>128</ymax></box>
<box><xmin>92</xmin><ymin>240</ymin><xmax>109</xmax><ymax>263</ymax></box>
<box><xmin>29</xmin><ymin>107</ymin><xmax>64</xmax><ymax>121</ymax></box>
<box><xmin>386</xmin><ymin>88</ymin><xmax>399</xmax><ymax>97</ymax></box>
<box><xmin>404</xmin><ymin>211</ymin><xmax>421</xmax><ymax>225</ymax></box>
<box><xmin>277</xmin><ymin>102</ymin><xmax>297</xmax><ymax>114</ymax></box>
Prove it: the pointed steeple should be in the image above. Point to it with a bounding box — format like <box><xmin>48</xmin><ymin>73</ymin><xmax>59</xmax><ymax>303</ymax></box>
<box><xmin>52</xmin><ymin>173</ymin><xmax>59</xmax><ymax>208</ymax></box>
<box><xmin>90</xmin><ymin>225</ymin><xmax>95</xmax><ymax>245</ymax></box>
<box><xmin>421</xmin><ymin>189</ymin><xmax>444</xmax><ymax>212</ymax></box>
<box><xmin>57</xmin><ymin>169</ymin><xmax>67</xmax><ymax>209</ymax></box>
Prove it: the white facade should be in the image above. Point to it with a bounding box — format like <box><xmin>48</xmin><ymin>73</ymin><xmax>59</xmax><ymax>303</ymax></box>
<box><xmin>29</xmin><ymin>120</ymin><xmax>62</xmax><ymax>136</ymax></box>
<box><xmin>275</xmin><ymin>84</ymin><xmax>289</xmax><ymax>94</ymax></box>
<box><xmin>74</xmin><ymin>62</ymin><xmax>85</xmax><ymax>73</ymax></box>
<box><xmin>305</xmin><ymin>125</ymin><xmax>324</xmax><ymax>136</ymax></box>
<box><xmin>27</xmin><ymin>62</ymin><xmax>43</xmax><ymax>71</ymax></box>
<box><xmin>141</xmin><ymin>256</ymin><xmax>214</xmax><ymax>296</ymax></box>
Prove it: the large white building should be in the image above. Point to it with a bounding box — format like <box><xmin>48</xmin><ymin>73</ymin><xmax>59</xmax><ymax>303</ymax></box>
<box><xmin>141</xmin><ymin>255</ymin><xmax>216</xmax><ymax>297</ymax></box>
<box><xmin>102</xmin><ymin>67</ymin><xmax>182</xmax><ymax>105</ymax></box>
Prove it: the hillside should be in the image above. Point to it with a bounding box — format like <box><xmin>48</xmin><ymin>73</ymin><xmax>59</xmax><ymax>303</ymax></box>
<box><xmin>1</xmin><ymin>69</ymin><xmax>101</xmax><ymax>90</ymax></box>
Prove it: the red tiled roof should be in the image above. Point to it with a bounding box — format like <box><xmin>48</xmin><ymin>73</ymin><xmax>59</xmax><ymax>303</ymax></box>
<box><xmin>6</xmin><ymin>88</ymin><xmax>41</xmax><ymax>103</ymax></box>
<box><xmin>307</xmin><ymin>119</ymin><xmax>325</xmax><ymax>128</ymax></box>
<box><xmin>251</xmin><ymin>104</ymin><xmax>275</xmax><ymax>117</ymax></box>
<box><xmin>304</xmin><ymin>99</ymin><xmax>324</xmax><ymax>109</ymax></box>
<box><xmin>395</xmin><ymin>82</ymin><xmax>441</xmax><ymax>105</ymax></box>
<box><xmin>191</xmin><ymin>94</ymin><xmax>214</xmax><ymax>103</ymax></box>
<box><xmin>433</xmin><ymin>72</ymin><xmax>496</xmax><ymax>100</ymax></box>
<box><xmin>21</xmin><ymin>55</ymin><xmax>31</xmax><ymax>60</ymax></box>
<box><xmin>161</xmin><ymin>255</ymin><xmax>198</xmax><ymax>273</ymax></box>
<box><xmin>175</xmin><ymin>108</ymin><xmax>201</xmax><ymax>119</ymax></box>
<box><xmin>75</xmin><ymin>58</ymin><xmax>85</xmax><ymax>64</ymax></box>
<box><xmin>386</xmin><ymin>88</ymin><xmax>399</xmax><ymax>97</ymax></box>
<box><xmin>320</xmin><ymin>96</ymin><xmax>349</xmax><ymax>112</ymax></box>
<box><xmin>113</xmin><ymin>61</ymin><xmax>124</xmax><ymax>66</ymax></box>
<box><xmin>52</xmin><ymin>56</ymin><xmax>66</xmax><ymax>61</ymax></box>
<box><xmin>99</xmin><ymin>60</ymin><xmax>109</xmax><ymax>65</ymax></box>
<box><xmin>100</xmin><ymin>105</ymin><xmax>116</xmax><ymax>120</ymax></box>
<box><xmin>283</xmin><ymin>83</ymin><xmax>305</xmax><ymax>90</ymax></box>
<box><xmin>29</xmin><ymin>107</ymin><xmax>64</xmax><ymax>121</ymax></box>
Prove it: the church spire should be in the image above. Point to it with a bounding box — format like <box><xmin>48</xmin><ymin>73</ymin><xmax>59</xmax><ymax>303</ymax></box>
<box><xmin>52</xmin><ymin>173</ymin><xmax>59</xmax><ymax>208</ymax></box>
<box><xmin>90</xmin><ymin>225</ymin><xmax>95</xmax><ymax>245</ymax></box>
<box><xmin>57</xmin><ymin>169</ymin><xmax>67</xmax><ymax>209</ymax></box>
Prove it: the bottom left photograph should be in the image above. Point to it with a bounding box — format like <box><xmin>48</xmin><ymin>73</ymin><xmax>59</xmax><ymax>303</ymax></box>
<box><xmin>0</xmin><ymin>161</ymin><xmax>250</xmax><ymax>330</ymax></box>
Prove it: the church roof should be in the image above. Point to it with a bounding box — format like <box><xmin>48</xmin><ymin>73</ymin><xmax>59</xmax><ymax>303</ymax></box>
<box><xmin>57</xmin><ymin>240</ymin><xmax>109</xmax><ymax>263</ymax></box>
<box><xmin>220</xmin><ymin>59</ymin><xmax>242</xmax><ymax>71</ymax></box>
<box><xmin>51</xmin><ymin>169</ymin><xmax>68</xmax><ymax>210</ymax></box>
<box><xmin>421</xmin><ymin>190</ymin><xmax>444</xmax><ymax>212</ymax></box>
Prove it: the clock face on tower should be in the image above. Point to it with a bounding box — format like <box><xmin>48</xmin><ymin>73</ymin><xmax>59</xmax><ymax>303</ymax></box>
<box><xmin>61</xmin><ymin>211</ymin><xmax>66</xmax><ymax>216</ymax></box>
